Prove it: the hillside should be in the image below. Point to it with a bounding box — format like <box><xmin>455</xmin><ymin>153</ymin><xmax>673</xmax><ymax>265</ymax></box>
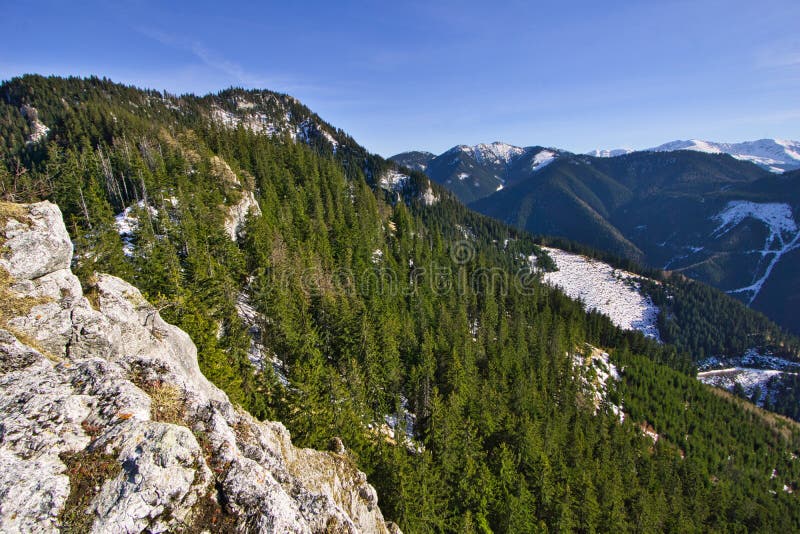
<box><xmin>3</xmin><ymin>75</ymin><xmax>800</xmax><ymax>531</ymax></box>
<box><xmin>0</xmin><ymin>201</ymin><xmax>398</xmax><ymax>532</ymax></box>
<box><xmin>398</xmin><ymin>141</ymin><xmax>800</xmax><ymax>334</ymax></box>
<box><xmin>463</xmin><ymin>150</ymin><xmax>800</xmax><ymax>335</ymax></box>
<box><xmin>391</xmin><ymin>143</ymin><xmax>563</xmax><ymax>204</ymax></box>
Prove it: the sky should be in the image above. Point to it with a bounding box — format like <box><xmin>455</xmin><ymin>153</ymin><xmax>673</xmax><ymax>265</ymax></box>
<box><xmin>2</xmin><ymin>0</ymin><xmax>799</xmax><ymax>157</ymax></box>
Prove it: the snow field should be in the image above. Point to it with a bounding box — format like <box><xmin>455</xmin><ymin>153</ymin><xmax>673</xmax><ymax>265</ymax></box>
<box><xmin>537</xmin><ymin>247</ymin><xmax>661</xmax><ymax>340</ymax></box>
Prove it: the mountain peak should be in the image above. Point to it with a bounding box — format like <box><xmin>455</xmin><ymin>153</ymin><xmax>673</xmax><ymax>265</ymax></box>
<box><xmin>452</xmin><ymin>142</ymin><xmax>527</xmax><ymax>165</ymax></box>
<box><xmin>589</xmin><ymin>138</ymin><xmax>800</xmax><ymax>173</ymax></box>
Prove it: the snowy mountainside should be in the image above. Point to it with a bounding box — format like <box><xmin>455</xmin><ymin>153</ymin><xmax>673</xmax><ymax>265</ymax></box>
<box><xmin>454</xmin><ymin>142</ymin><xmax>526</xmax><ymax>166</ymax></box>
<box><xmin>536</xmin><ymin>245</ymin><xmax>800</xmax><ymax>414</ymax></box>
<box><xmin>711</xmin><ymin>200</ymin><xmax>800</xmax><ymax>304</ymax></box>
<box><xmin>588</xmin><ymin>138</ymin><xmax>800</xmax><ymax>172</ymax></box>
<box><xmin>391</xmin><ymin>142</ymin><xmax>565</xmax><ymax>204</ymax></box>
<box><xmin>585</xmin><ymin>148</ymin><xmax>634</xmax><ymax>157</ymax></box>
<box><xmin>697</xmin><ymin>350</ymin><xmax>800</xmax><ymax>408</ymax></box>
<box><xmin>648</xmin><ymin>138</ymin><xmax>800</xmax><ymax>173</ymax></box>
<box><xmin>534</xmin><ymin>247</ymin><xmax>661</xmax><ymax>340</ymax></box>
<box><xmin>467</xmin><ymin>146</ymin><xmax>800</xmax><ymax>336</ymax></box>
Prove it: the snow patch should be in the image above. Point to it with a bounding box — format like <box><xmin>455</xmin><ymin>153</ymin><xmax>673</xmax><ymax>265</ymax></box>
<box><xmin>712</xmin><ymin>201</ymin><xmax>800</xmax><ymax>303</ymax></box>
<box><xmin>697</xmin><ymin>368</ymin><xmax>784</xmax><ymax>405</ymax></box>
<box><xmin>379</xmin><ymin>170</ymin><xmax>410</xmax><ymax>192</ymax></box>
<box><xmin>586</xmin><ymin>148</ymin><xmax>634</xmax><ymax>158</ymax></box>
<box><xmin>236</xmin><ymin>291</ymin><xmax>289</xmax><ymax>385</ymax></box>
<box><xmin>114</xmin><ymin>202</ymin><xmax>158</xmax><ymax>257</ymax></box>
<box><xmin>573</xmin><ymin>347</ymin><xmax>624</xmax><ymax>420</ymax></box>
<box><xmin>537</xmin><ymin>247</ymin><xmax>660</xmax><ymax>340</ymax></box>
<box><xmin>211</xmin><ymin>106</ymin><xmax>241</xmax><ymax>129</ymax></box>
<box><xmin>696</xmin><ymin>349</ymin><xmax>800</xmax><ymax>407</ymax></box>
<box><xmin>457</xmin><ymin>142</ymin><xmax>526</xmax><ymax>165</ymax></box>
<box><xmin>531</xmin><ymin>149</ymin><xmax>557</xmax><ymax>170</ymax></box>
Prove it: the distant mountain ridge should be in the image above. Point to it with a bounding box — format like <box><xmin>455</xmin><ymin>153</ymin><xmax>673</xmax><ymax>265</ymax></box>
<box><xmin>391</xmin><ymin>142</ymin><xmax>563</xmax><ymax>203</ymax></box>
<box><xmin>591</xmin><ymin>138</ymin><xmax>800</xmax><ymax>173</ymax></box>
<box><xmin>394</xmin><ymin>141</ymin><xmax>800</xmax><ymax>335</ymax></box>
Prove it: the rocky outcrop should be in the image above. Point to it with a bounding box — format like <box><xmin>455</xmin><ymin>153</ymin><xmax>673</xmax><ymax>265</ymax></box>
<box><xmin>224</xmin><ymin>190</ymin><xmax>262</xmax><ymax>241</ymax></box>
<box><xmin>20</xmin><ymin>105</ymin><xmax>50</xmax><ymax>144</ymax></box>
<box><xmin>0</xmin><ymin>201</ymin><xmax>398</xmax><ymax>533</ymax></box>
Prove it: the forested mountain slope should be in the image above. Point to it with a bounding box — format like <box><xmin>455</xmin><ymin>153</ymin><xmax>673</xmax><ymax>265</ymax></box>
<box><xmin>2</xmin><ymin>75</ymin><xmax>800</xmax><ymax>532</ymax></box>
<box><xmin>399</xmin><ymin>143</ymin><xmax>800</xmax><ymax>336</ymax></box>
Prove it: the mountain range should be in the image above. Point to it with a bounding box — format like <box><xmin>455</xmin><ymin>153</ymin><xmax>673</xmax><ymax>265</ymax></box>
<box><xmin>392</xmin><ymin>141</ymin><xmax>800</xmax><ymax>335</ymax></box>
<box><xmin>3</xmin><ymin>75</ymin><xmax>800</xmax><ymax>531</ymax></box>
<box><xmin>591</xmin><ymin>138</ymin><xmax>800</xmax><ymax>173</ymax></box>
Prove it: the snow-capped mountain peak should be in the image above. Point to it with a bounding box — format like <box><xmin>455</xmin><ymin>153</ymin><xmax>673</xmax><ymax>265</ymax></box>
<box><xmin>588</xmin><ymin>138</ymin><xmax>800</xmax><ymax>173</ymax></box>
<box><xmin>455</xmin><ymin>142</ymin><xmax>526</xmax><ymax>165</ymax></box>
<box><xmin>648</xmin><ymin>138</ymin><xmax>800</xmax><ymax>173</ymax></box>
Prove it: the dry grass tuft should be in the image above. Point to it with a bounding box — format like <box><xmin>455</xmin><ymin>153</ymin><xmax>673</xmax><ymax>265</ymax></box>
<box><xmin>0</xmin><ymin>201</ymin><xmax>30</xmax><ymax>227</ymax></box>
<box><xmin>139</xmin><ymin>381</ymin><xmax>187</xmax><ymax>425</ymax></box>
<box><xmin>59</xmin><ymin>449</ymin><xmax>121</xmax><ymax>533</ymax></box>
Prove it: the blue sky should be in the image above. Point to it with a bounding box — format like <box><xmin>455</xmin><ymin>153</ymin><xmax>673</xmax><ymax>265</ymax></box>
<box><xmin>2</xmin><ymin>0</ymin><xmax>799</xmax><ymax>156</ymax></box>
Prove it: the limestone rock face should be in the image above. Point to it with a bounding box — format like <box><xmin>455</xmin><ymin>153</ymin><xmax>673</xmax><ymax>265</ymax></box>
<box><xmin>224</xmin><ymin>190</ymin><xmax>262</xmax><ymax>241</ymax></box>
<box><xmin>0</xmin><ymin>201</ymin><xmax>398</xmax><ymax>533</ymax></box>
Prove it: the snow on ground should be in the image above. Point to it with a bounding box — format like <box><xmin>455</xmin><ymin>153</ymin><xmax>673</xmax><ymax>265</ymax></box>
<box><xmin>712</xmin><ymin>201</ymin><xmax>800</xmax><ymax>304</ymax></box>
<box><xmin>536</xmin><ymin>247</ymin><xmax>661</xmax><ymax>340</ymax></box>
<box><xmin>586</xmin><ymin>148</ymin><xmax>634</xmax><ymax>157</ymax></box>
<box><xmin>457</xmin><ymin>142</ymin><xmax>526</xmax><ymax>165</ymax></box>
<box><xmin>698</xmin><ymin>349</ymin><xmax>800</xmax><ymax>372</ymax></box>
<box><xmin>457</xmin><ymin>172</ymin><xmax>470</xmax><ymax>181</ymax></box>
<box><xmin>114</xmin><ymin>202</ymin><xmax>158</xmax><ymax>257</ymax></box>
<box><xmin>531</xmin><ymin>149</ymin><xmax>557</xmax><ymax>170</ymax></box>
<box><xmin>370</xmin><ymin>396</ymin><xmax>423</xmax><ymax>453</ymax></box>
<box><xmin>696</xmin><ymin>349</ymin><xmax>800</xmax><ymax>407</ymax></box>
<box><xmin>211</xmin><ymin>106</ymin><xmax>241</xmax><ymax>128</ymax></box>
<box><xmin>713</xmin><ymin>201</ymin><xmax>797</xmax><ymax>237</ymax></box>
<box><xmin>379</xmin><ymin>170</ymin><xmax>410</xmax><ymax>192</ymax></box>
<box><xmin>236</xmin><ymin>291</ymin><xmax>290</xmax><ymax>386</ymax></box>
<box><xmin>295</xmin><ymin>119</ymin><xmax>339</xmax><ymax>151</ymax></box>
<box><xmin>648</xmin><ymin>138</ymin><xmax>800</xmax><ymax>172</ymax></box>
<box><xmin>573</xmin><ymin>347</ymin><xmax>624</xmax><ymax>421</ymax></box>
<box><xmin>697</xmin><ymin>368</ymin><xmax>783</xmax><ymax>405</ymax></box>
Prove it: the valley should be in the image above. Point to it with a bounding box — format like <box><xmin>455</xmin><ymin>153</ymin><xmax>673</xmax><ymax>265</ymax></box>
<box><xmin>2</xmin><ymin>74</ymin><xmax>800</xmax><ymax>533</ymax></box>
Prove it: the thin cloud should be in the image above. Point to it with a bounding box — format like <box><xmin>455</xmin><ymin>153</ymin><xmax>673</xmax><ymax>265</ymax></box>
<box><xmin>755</xmin><ymin>40</ymin><xmax>800</xmax><ymax>70</ymax></box>
<box><xmin>135</xmin><ymin>26</ymin><xmax>267</xmax><ymax>88</ymax></box>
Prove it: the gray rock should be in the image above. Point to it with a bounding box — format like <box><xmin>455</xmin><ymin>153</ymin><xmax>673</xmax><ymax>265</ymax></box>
<box><xmin>0</xmin><ymin>201</ymin><xmax>398</xmax><ymax>533</ymax></box>
<box><xmin>224</xmin><ymin>190</ymin><xmax>262</xmax><ymax>241</ymax></box>
<box><xmin>0</xmin><ymin>202</ymin><xmax>72</xmax><ymax>280</ymax></box>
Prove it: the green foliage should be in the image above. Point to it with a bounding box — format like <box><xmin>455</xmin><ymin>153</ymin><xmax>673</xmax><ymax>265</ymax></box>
<box><xmin>3</xmin><ymin>74</ymin><xmax>800</xmax><ymax>533</ymax></box>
